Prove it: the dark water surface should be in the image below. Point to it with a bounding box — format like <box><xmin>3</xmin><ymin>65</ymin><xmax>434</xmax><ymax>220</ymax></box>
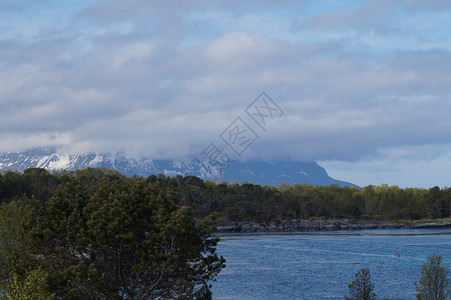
<box><xmin>211</xmin><ymin>228</ymin><xmax>451</xmax><ymax>299</ymax></box>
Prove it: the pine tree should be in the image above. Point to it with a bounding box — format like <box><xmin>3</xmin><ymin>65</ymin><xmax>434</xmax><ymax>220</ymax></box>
<box><xmin>17</xmin><ymin>177</ymin><xmax>225</xmax><ymax>299</ymax></box>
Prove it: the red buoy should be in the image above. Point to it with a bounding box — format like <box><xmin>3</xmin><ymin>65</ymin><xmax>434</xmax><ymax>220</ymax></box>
<box><xmin>397</xmin><ymin>254</ymin><xmax>400</xmax><ymax>257</ymax></box>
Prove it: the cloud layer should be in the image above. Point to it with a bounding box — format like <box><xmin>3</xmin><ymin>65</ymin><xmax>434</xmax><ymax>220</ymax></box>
<box><xmin>1</xmin><ymin>0</ymin><xmax>451</xmax><ymax>186</ymax></box>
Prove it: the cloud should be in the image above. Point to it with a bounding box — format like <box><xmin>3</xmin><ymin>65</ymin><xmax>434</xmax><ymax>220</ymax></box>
<box><xmin>320</xmin><ymin>144</ymin><xmax>451</xmax><ymax>188</ymax></box>
<box><xmin>401</xmin><ymin>0</ymin><xmax>451</xmax><ymax>12</ymax></box>
<box><xmin>1</xmin><ymin>0</ymin><xmax>451</xmax><ymax>173</ymax></box>
<box><xmin>300</xmin><ymin>0</ymin><xmax>399</xmax><ymax>33</ymax></box>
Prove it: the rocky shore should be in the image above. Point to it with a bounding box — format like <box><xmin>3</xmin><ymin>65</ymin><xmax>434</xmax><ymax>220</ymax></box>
<box><xmin>216</xmin><ymin>219</ymin><xmax>451</xmax><ymax>233</ymax></box>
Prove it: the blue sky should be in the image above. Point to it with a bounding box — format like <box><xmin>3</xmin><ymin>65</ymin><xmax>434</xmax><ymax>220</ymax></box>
<box><xmin>1</xmin><ymin>0</ymin><xmax>451</xmax><ymax>188</ymax></box>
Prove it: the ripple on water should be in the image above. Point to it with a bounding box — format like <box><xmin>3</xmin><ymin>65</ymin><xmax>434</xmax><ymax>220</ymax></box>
<box><xmin>212</xmin><ymin>228</ymin><xmax>451</xmax><ymax>300</ymax></box>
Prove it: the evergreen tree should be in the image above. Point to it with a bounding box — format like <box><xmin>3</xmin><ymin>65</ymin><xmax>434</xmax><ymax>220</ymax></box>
<box><xmin>16</xmin><ymin>177</ymin><xmax>225</xmax><ymax>299</ymax></box>
<box><xmin>0</xmin><ymin>200</ymin><xmax>53</xmax><ymax>299</ymax></box>
<box><xmin>0</xmin><ymin>200</ymin><xmax>24</xmax><ymax>295</ymax></box>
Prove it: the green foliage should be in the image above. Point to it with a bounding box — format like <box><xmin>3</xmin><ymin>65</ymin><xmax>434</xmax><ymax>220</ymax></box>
<box><xmin>1</xmin><ymin>200</ymin><xmax>53</xmax><ymax>300</ymax></box>
<box><xmin>345</xmin><ymin>268</ymin><xmax>377</xmax><ymax>300</ymax></box>
<box><xmin>0</xmin><ymin>200</ymin><xmax>23</xmax><ymax>295</ymax></box>
<box><xmin>18</xmin><ymin>177</ymin><xmax>225</xmax><ymax>299</ymax></box>
<box><xmin>1</xmin><ymin>168</ymin><xmax>451</xmax><ymax>223</ymax></box>
<box><xmin>414</xmin><ymin>254</ymin><xmax>451</xmax><ymax>300</ymax></box>
<box><xmin>8</xmin><ymin>267</ymin><xmax>53</xmax><ymax>300</ymax></box>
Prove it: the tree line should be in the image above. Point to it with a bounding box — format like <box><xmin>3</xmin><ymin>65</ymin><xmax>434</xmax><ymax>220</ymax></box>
<box><xmin>1</xmin><ymin>168</ymin><xmax>450</xmax><ymax>222</ymax></box>
<box><xmin>149</xmin><ymin>174</ymin><xmax>451</xmax><ymax>222</ymax></box>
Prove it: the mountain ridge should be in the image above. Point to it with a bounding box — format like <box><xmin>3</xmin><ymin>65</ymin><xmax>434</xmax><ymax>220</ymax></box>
<box><xmin>0</xmin><ymin>148</ymin><xmax>355</xmax><ymax>187</ymax></box>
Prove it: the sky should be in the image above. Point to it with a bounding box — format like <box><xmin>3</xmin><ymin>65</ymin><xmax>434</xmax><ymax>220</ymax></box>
<box><xmin>1</xmin><ymin>0</ymin><xmax>451</xmax><ymax>188</ymax></box>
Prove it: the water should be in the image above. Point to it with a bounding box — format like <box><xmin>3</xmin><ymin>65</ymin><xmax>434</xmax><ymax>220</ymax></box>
<box><xmin>211</xmin><ymin>228</ymin><xmax>451</xmax><ymax>299</ymax></box>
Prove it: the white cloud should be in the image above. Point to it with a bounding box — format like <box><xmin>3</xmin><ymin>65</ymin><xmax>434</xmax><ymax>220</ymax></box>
<box><xmin>1</xmin><ymin>0</ymin><xmax>451</xmax><ymax>186</ymax></box>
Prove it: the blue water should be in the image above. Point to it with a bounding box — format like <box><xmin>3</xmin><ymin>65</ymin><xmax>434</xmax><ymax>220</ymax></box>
<box><xmin>211</xmin><ymin>228</ymin><xmax>451</xmax><ymax>300</ymax></box>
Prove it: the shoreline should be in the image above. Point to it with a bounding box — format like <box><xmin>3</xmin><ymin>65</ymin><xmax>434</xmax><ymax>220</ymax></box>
<box><xmin>216</xmin><ymin>219</ymin><xmax>451</xmax><ymax>233</ymax></box>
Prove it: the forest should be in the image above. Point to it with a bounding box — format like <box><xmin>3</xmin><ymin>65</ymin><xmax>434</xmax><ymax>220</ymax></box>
<box><xmin>0</xmin><ymin>167</ymin><xmax>450</xmax><ymax>222</ymax></box>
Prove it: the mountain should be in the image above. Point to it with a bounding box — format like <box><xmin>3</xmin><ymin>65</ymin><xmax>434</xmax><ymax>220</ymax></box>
<box><xmin>0</xmin><ymin>148</ymin><xmax>355</xmax><ymax>187</ymax></box>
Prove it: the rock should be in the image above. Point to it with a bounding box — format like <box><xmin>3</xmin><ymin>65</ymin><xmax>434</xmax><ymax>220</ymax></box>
<box><xmin>216</xmin><ymin>219</ymin><xmax>409</xmax><ymax>233</ymax></box>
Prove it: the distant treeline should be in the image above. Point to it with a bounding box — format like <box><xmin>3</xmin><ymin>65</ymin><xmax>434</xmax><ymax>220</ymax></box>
<box><xmin>1</xmin><ymin>168</ymin><xmax>450</xmax><ymax>221</ymax></box>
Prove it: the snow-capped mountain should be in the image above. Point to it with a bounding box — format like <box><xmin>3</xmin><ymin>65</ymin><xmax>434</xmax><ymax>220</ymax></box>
<box><xmin>0</xmin><ymin>148</ymin><xmax>355</xmax><ymax>187</ymax></box>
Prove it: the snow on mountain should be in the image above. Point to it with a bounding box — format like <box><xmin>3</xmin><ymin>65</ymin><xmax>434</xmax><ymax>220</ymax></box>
<box><xmin>0</xmin><ymin>148</ymin><xmax>355</xmax><ymax>187</ymax></box>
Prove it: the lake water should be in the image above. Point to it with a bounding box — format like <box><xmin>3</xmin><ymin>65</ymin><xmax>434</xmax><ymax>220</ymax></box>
<box><xmin>211</xmin><ymin>228</ymin><xmax>451</xmax><ymax>300</ymax></box>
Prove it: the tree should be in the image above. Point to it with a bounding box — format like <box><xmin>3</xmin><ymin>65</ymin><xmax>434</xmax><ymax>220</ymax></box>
<box><xmin>0</xmin><ymin>200</ymin><xmax>24</xmax><ymax>295</ymax></box>
<box><xmin>345</xmin><ymin>268</ymin><xmax>377</xmax><ymax>300</ymax></box>
<box><xmin>414</xmin><ymin>254</ymin><xmax>451</xmax><ymax>300</ymax></box>
<box><xmin>16</xmin><ymin>177</ymin><xmax>225</xmax><ymax>299</ymax></box>
<box><xmin>9</xmin><ymin>267</ymin><xmax>53</xmax><ymax>300</ymax></box>
<box><xmin>0</xmin><ymin>200</ymin><xmax>53</xmax><ymax>299</ymax></box>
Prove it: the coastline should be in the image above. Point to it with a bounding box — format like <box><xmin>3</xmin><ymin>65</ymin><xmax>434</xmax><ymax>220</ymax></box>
<box><xmin>216</xmin><ymin>219</ymin><xmax>451</xmax><ymax>233</ymax></box>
